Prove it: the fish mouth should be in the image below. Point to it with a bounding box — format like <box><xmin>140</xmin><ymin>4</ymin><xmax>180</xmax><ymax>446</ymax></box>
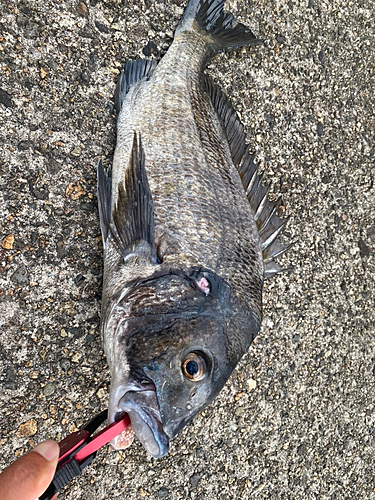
<box><xmin>113</xmin><ymin>386</ymin><xmax>169</xmax><ymax>459</ymax></box>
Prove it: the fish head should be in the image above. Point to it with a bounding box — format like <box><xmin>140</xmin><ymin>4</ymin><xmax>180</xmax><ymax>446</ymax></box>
<box><xmin>105</xmin><ymin>268</ymin><xmax>261</xmax><ymax>458</ymax></box>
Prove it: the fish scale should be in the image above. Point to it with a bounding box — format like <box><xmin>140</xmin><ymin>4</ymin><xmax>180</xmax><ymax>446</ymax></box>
<box><xmin>98</xmin><ymin>0</ymin><xmax>291</xmax><ymax>459</ymax></box>
<box><xmin>131</xmin><ymin>73</ymin><xmax>259</xmax><ymax>288</ymax></box>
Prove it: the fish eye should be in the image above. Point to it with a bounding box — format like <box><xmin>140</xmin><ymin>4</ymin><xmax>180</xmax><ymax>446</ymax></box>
<box><xmin>182</xmin><ymin>352</ymin><xmax>207</xmax><ymax>382</ymax></box>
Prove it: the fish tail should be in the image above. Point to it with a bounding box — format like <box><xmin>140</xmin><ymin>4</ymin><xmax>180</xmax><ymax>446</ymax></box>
<box><xmin>176</xmin><ymin>0</ymin><xmax>262</xmax><ymax>55</ymax></box>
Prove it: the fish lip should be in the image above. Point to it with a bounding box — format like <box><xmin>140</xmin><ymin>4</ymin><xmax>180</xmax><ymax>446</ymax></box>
<box><xmin>117</xmin><ymin>387</ymin><xmax>169</xmax><ymax>459</ymax></box>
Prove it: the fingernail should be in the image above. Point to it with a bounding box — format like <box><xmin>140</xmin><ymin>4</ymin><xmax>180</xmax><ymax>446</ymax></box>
<box><xmin>33</xmin><ymin>441</ymin><xmax>59</xmax><ymax>462</ymax></box>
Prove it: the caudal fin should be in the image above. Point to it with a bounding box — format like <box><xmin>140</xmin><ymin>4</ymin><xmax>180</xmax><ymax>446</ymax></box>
<box><xmin>176</xmin><ymin>0</ymin><xmax>261</xmax><ymax>54</ymax></box>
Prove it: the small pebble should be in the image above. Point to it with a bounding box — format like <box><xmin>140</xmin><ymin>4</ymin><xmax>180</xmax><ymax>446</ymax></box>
<box><xmin>43</xmin><ymin>418</ymin><xmax>55</xmax><ymax>427</ymax></box>
<box><xmin>70</xmin><ymin>147</ymin><xmax>81</xmax><ymax>157</ymax></box>
<box><xmin>76</xmin><ymin>1</ymin><xmax>88</xmax><ymax>17</ymax></box>
<box><xmin>18</xmin><ymin>419</ymin><xmax>38</xmax><ymax>437</ymax></box>
<box><xmin>11</xmin><ymin>266</ymin><xmax>29</xmax><ymax>285</ymax></box>
<box><xmin>247</xmin><ymin>379</ymin><xmax>257</xmax><ymax>391</ymax></box>
<box><xmin>60</xmin><ymin>358</ymin><xmax>71</xmax><ymax>371</ymax></box>
<box><xmin>71</xmin><ymin>352</ymin><xmax>81</xmax><ymax>363</ymax></box>
<box><xmin>40</xmin><ymin>67</ymin><xmax>48</xmax><ymax>79</ymax></box>
<box><xmin>65</xmin><ymin>181</ymin><xmax>86</xmax><ymax>200</ymax></box>
<box><xmin>43</xmin><ymin>383</ymin><xmax>56</xmax><ymax>396</ymax></box>
<box><xmin>0</xmin><ymin>88</ymin><xmax>12</xmax><ymax>108</ymax></box>
<box><xmin>2</xmin><ymin>234</ymin><xmax>14</xmax><ymax>250</ymax></box>
<box><xmin>96</xmin><ymin>387</ymin><xmax>106</xmax><ymax>399</ymax></box>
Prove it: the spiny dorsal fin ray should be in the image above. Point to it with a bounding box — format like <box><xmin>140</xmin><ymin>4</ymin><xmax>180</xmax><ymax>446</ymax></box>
<box><xmin>204</xmin><ymin>75</ymin><xmax>292</xmax><ymax>278</ymax></box>
<box><xmin>257</xmin><ymin>196</ymin><xmax>283</xmax><ymax>233</ymax></box>
<box><xmin>247</xmin><ymin>171</ymin><xmax>263</xmax><ymax>202</ymax></box>
<box><xmin>112</xmin><ymin>133</ymin><xmax>158</xmax><ymax>264</ymax></box>
<box><xmin>115</xmin><ymin>59</ymin><xmax>157</xmax><ymax>116</ymax></box>
<box><xmin>263</xmin><ymin>239</ymin><xmax>293</xmax><ymax>264</ymax></box>
<box><xmin>264</xmin><ymin>261</ymin><xmax>293</xmax><ymax>278</ymax></box>
<box><xmin>260</xmin><ymin>214</ymin><xmax>290</xmax><ymax>251</ymax></box>
<box><xmin>238</xmin><ymin>150</ymin><xmax>258</xmax><ymax>191</ymax></box>
<box><xmin>253</xmin><ymin>183</ymin><xmax>271</xmax><ymax>221</ymax></box>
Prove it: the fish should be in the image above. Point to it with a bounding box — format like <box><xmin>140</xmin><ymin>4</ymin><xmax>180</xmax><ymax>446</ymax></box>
<box><xmin>97</xmin><ymin>0</ymin><xmax>291</xmax><ymax>459</ymax></box>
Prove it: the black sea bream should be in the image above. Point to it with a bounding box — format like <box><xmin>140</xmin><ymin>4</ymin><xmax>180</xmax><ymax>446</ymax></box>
<box><xmin>98</xmin><ymin>0</ymin><xmax>290</xmax><ymax>458</ymax></box>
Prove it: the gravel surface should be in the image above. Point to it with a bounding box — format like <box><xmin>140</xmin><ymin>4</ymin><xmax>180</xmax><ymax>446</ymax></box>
<box><xmin>0</xmin><ymin>0</ymin><xmax>374</xmax><ymax>499</ymax></box>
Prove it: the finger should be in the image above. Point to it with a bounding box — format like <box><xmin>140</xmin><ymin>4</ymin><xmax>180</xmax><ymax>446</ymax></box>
<box><xmin>0</xmin><ymin>440</ymin><xmax>59</xmax><ymax>500</ymax></box>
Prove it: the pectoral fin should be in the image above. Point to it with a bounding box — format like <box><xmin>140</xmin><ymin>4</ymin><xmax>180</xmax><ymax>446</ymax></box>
<box><xmin>97</xmin><ymin>159</ymin><xmax>112</xmax><ymax>248</ymax></box>
<box><xmin>112</xmin><ymin>133</ymin><xmax>158</xmax><ymax>264</ymax></box>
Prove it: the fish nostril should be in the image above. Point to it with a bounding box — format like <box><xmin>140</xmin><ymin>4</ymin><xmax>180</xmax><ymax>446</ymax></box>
<box><xmin>115</xmin><ymin>410</ymin><xmax>126</xmax><ymax>422</ymax></box>
<box><xmin>139</xmin><ymin>377</ymin><xmax>157</xmax><ymax>391</ymax></box>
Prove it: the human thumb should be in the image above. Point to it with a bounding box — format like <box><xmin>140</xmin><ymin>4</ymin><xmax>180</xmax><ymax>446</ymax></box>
<box><xmin>0</xmin><ymin>440</ymin><xmax>59</xmax><ymax>500</ymax></box>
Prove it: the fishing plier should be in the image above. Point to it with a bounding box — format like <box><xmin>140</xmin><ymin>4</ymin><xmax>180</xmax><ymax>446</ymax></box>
<box><xmin>39</xmin><ymin>410</ymin><xmax>130</xmax><ymax>499</ymax></box>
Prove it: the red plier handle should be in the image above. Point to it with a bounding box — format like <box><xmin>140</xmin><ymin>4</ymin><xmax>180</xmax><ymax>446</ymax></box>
<box><xmin>39</xmin><ymin>410</ymin><xmax>130</xmax><ymax>500</ymax></box>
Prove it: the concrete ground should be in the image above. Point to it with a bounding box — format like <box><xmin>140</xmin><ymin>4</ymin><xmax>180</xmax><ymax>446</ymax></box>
<box><xmin>0</xmin><ymin>0</ymin><xmax>374</xmax><ymax>498</ymax></box>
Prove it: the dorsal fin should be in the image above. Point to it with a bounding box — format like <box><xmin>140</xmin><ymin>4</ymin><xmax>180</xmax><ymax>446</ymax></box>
<box><xmin>115</xmin><ymin>59</ymin><xmax>157</xmax><ymax>115</ymax></box>
<box><xmin>204</xmin><ymin>75</ymin><xmax>247</xmax><ymax>164</ymax></box>
<box><xmin>204</xmin><ymin>75</ymin><xmax>292</xmax><ymax>277</ymax></box>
